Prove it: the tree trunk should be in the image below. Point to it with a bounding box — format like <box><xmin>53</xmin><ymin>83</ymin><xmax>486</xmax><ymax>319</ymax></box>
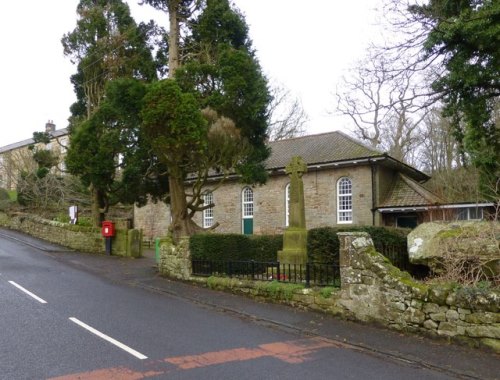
<box><xmin>90</xmin><ymin>184</ymin><xmax>105</xmax><ymax>228</ymax></box>
<box><xmin>165</xmin><ymin>0</ymin><xmax>199</xmax><ymax>243</ymax></box>
<box><xmin>90</xmin><ymin>185</ymin><xmax>105</xmax><ymax>227</ymax></box>
<box><xmin>168</xmin><ymin>0</ymin><xmax>180</xmax><ymax>77</ymax></box>
<box><xmin>168</xmin><ymin>175</ymin><xmax>201</xmax><ymax>242</ymax></box>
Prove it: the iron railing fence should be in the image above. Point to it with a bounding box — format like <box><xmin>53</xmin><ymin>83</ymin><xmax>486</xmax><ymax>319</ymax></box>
<box><xmin>192</xmin><ymin>259</ymin><xmax>340</xmax><ymax>287</ymax></box>
<box><xmin>375</xmin><ymin>243</ymin><xmax>411</xmax><ymax>271</ymax></box>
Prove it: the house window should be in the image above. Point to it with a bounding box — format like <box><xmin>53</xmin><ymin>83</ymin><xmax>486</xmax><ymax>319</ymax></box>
<box><xmin>60</xmin><ymin>138</ymin><xmax>68</xmax><ymax>153</ymax></box>
<box><xmin>285</xmin><ymin>183</ymin><xmax>290</xmax><ymax>227</ymax></box>
<box><xmin>337</xmin><ymin>177</ymin><xmax>352</xmax><ymax>223</ymax></box>
<box><xmin>457</xmin><ymin>207</ymin><xmax>483</xmax><ymax>220</ymax></box>
<box><xmin>242</xmin><ymin>187</ymin><xmax>254</xmax><ymax>234</ymax></box>
<box><xmin>202</xmin><ymin>191</ymin><xmax>214</xmax><ymax>228</ymax></box>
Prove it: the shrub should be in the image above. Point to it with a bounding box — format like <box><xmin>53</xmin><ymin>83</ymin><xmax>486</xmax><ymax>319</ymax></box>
<box><xmin>190</xmin><ymin>233</ymin><xmax>282</xmax><ymax>262</ymax></box>
<box><xmin>53</xmin><ymin>213</ymin><xmax>71</xmax><ymax>223</ymax></box>
<box><xmin>0</xmin><ymin>188</ymin><xmax>9</xmax><ymax>200</ymax></box>
<box><xmin>307</xmin><ymin>226</ymin><xmax>410</xmax><ymax>263</ymax></box>
<box><xmin>77</xmin><ymin>216</ymin><xmax>93</xmax><ymax>227</ymax></box>
<box><xmin>7</xmin><ymin>190</ymin><xmax>17</xmax><ymax>201</ymax></box>
<box><xmin>0</xmin><ymin>188</ymin><xmax>12</xmax><ymax>212</ymax></box>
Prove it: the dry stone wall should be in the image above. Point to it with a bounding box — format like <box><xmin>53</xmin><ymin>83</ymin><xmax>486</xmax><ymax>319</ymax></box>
<box><xmin>0</xmin><ymin>213</ymin><xmax>142</xmax><ymax>257</ymax></box>
<box><xmin>337</xmin><ymin>232</ymin><xmax>499</xmax><ymax>350</ymax></box>
<box><xmin>4</xmin><ymin>214</ymin><xmax>104</xmax><ymax>253</ymax></box>
<box><xmin>159</xmin><ymin>231</ymin><xmax>499</xmax><ymax>352</ymax></box>
<box><xmin>158</xmin><ymin>237</ymin><xmax>191</xmax><ymax>280</ymax></box>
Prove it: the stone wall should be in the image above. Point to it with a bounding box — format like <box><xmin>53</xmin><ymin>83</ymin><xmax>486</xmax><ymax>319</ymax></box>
<box><xmin>140</xmin><ymin>164</ymin><xmax>378</xmax><ymax>237</ymax></box>
<box><xmin>1</xmin><ymin>213</ymin><xmax>142</xmax><ymax>257</ymax></box>
<box><xmin>113</xmin><ymin>228</ymin><xmax>143</xmax><ymax>258</ymax></box>
<box><xmin>158</xmin><ymin>237</ymin><xmax>191</xmax><ymax>280</ymax></box>
<box><xmin>3</xmin><ymin>214</ymin><xmax>104</xmax><ymax>253</ymax></box>
<box><xmin>337</xmin><ymin>232</ymin><xmax>499</xmax><ymax>350</ymax></box>
<box><xmin>161</xmin><ymin>231</ymin><xmax>499</xmax><ymax>352</ymax></box>
<box><xmin>197</xmin><ymin>165</ymin><xmax>376</xmax><ymax>233</ymax></box>
<box><xmin>134</xmin><ymin>200</ymin><xmax>171</xmax><ymax>241</ymax></box>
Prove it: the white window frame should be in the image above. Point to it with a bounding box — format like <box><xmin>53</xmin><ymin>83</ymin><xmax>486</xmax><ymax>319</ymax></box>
<box><xmin>337</xmin><ymin>177</ymin><xmax>353</xmax><ymax>224</ymax></box>
<box><xmin>202</xmin><ymin>191</ymin><xmax>214</xmax><ymax>228</ymax></box>
<box><xmin>242</xmin><ymin>187</ymin><xmax>254</xmax><ymax>219</ymax></box>
<box><xmin>285</xmin><ymin>183</ymin><xmax>290</xmax><ymax>227</ymax></box>
<box><xmin>457</xmin><ymin>206</ymin><xmax>483</xmax><ymax>221</ymax></box>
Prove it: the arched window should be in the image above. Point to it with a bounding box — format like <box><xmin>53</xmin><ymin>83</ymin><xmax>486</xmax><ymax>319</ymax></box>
<box><xmin>337</xmin><ymin>177</ymin><xmax>352</xmax><ymax>223</ymax></box>
<box><xmin>285</xmin><ymin>183</ymin><xmax>290</xmax><ymax>227</ymax></box>
<box><xmin>242</xmin><ymin>187</ymin><xmax>254</xmax><ymax>234</ymax></box>
<box><xmin>202</xmin><ymin>191</ymin><xmax>214</xmax><ymax>228</ymax></box>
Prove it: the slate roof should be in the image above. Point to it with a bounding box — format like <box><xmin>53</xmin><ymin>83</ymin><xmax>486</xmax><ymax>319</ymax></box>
<box><xmin>0</xmin><ymin>128</ymin><xmax>69</xmax><ymax>154</ymax></box>
<box><xmin>266</xmin><ymin>131</ymin><xmax>382</xmax><ymax>169</ymax></box>
<box><xmin>379</xmin><ymin>173</ymin><xmax>444</xmax><ymax>208</ymax></box>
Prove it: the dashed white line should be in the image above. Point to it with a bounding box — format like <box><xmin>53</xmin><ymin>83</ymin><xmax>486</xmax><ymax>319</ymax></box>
<box><xmin>69</xmin><ymin>317</ymin><xmax>148</xmax><ymax>360</ymax></box>
<box><xmin>8</xmin><ymin>281</ymin><xmax>47</xmax><ymax>304</ymax></box>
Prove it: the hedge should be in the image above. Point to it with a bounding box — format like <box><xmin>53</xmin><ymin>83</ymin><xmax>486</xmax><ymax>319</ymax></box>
<box><xmin>190</xmin><ymin>233</ymin><xmax>282</xmax><ymax>262</ymax></box>
<box><xmin>190</xmin><ymin>227</ymin><xmax>409</xmax><ymax>265</ymax></box>
<box><xmin>307</xmin><ymin>226</ymin><xmax>410</xmax><ymax>263</ymax></box>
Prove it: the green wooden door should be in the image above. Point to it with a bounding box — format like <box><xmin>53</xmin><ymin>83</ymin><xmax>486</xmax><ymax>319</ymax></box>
<box><xmin>242</xmin><ymin>218</ymin><xmax>253</xmax><ymax>235</ymax></box>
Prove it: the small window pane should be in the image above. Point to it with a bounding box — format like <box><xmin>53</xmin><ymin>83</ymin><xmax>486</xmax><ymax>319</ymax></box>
<box><xmin>468</xmin><ymin>207</ymin><xmax>480</xmax><ymax>219</ymax></box>
<box><xmin>457</xmin><ymin>208</ymin><xmax>467</xmax><ymax>220</ymax></box>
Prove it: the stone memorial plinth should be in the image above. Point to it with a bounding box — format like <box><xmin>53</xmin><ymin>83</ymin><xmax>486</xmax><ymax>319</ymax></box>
<box><xmin>278</xmin><ymin>156</ymin><xmax>308</xmax><ymax>265</ymax></box>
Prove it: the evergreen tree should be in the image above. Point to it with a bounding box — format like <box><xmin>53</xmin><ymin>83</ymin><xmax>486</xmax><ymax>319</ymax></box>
<box><xmin>408</xmin><ymin>0</ymin><xmax>500</xmax><ymax>196</ymax></box>
<box><xmin>62</xmin><ymin>0</ymin><xmax>158</xmax><ymax>226</ymax></box>
<box><xmin>139</xmin><ymin>0</ymin><xmax>271</xmax><ymax>240</ymax></box>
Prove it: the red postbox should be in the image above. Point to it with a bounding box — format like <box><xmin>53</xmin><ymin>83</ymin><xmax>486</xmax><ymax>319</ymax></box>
<box><xmin>101</xmin><ymin>221</ymin><xmax>115</xmax><ymax>237</ymax></box>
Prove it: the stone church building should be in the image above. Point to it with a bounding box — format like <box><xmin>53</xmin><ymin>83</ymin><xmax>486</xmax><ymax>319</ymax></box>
<box><xmin>0</xmin><ymin>126</ymin><xmax>491</xmax><ymax>238</ymax></box>
<box><xmin>134</xmin><ymin>131</ymin><xmax>493</xmax><ymax>240</ymax></box>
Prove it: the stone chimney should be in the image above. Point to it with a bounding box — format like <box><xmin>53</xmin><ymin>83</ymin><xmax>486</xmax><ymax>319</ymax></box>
<box><xmin>45</xmin><ymin>120</ymin><xmax>56</xmax><ymax>133</ymax></box>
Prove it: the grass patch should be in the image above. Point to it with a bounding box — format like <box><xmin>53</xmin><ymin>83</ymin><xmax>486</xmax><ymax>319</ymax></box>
<box><xmin>7</xmin><ymin>190</ymin><xmax>17</xmax><ymax>201</ymax></box>
<box><xmin>319</xmin><ymin>286</ymin><xmax>336</xmax><ymax>298</ymax></box>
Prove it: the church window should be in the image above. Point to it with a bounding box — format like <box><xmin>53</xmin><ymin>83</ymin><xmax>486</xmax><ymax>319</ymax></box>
<box><xmin>202</xmin><ymin>191</ymin><xmax>214</xmax><ymax>228</ymax></box>
<box><xmin>337</xmin><ymin>177</ymin><xmax>352</xmax><ymax>223</ymax></box>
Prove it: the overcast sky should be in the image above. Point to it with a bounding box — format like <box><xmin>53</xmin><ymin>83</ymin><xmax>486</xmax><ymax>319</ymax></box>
<box><xmin>0</xmin><ymin>1</ymin><xmax>384</xmax><ymax>146</ymax></box>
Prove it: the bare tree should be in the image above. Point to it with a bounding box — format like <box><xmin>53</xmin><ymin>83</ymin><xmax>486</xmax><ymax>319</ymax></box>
<box><xmin>267</xmin><ymin>82</ymin><xmax>308</xmax><ymax>141</ymax></box>
<box><xmin>419</xmin><ymin>108</ymin><xmax>465</xmax><ymax>174</ymax></box>
<box><xmin>336</xmin><ymin>51</ymin><xmax>427</xmax><ymax>166</ymax></box>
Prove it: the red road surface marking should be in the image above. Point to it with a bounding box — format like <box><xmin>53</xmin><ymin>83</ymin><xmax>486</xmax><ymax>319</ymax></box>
<box><xmin>165</xmin><ymin>337</ymin><xmax>337</xmax><ymax>368</ymax></box>
<box><xmin>49</xmin><ymin>368</ymin><xmax>163</xmax><ymax>380</ymax></box>
<box><xmin>49</xmin><ymin>337</ymin><xmax>344</xmax><ymax>379</ymax></box>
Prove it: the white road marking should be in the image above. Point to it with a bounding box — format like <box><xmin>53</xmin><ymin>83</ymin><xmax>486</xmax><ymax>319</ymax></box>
<box><xmin>69</xmin><ymin>317</ymin><xmax>148</xmax><ymax>360</ymax></box>
<box><xmin>8</xmin><ymin>281</ymin><xmax>47</xmax><ymax>304</ymax></box>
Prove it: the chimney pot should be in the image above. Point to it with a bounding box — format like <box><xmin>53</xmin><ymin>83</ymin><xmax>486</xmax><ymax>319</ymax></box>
<box><xmin>45</xmin><ymin>120</ymin><xmax>56</xmax><ymax>133</ymax></box>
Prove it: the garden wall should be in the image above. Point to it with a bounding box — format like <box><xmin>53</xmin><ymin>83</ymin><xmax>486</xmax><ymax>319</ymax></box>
<box><xmin>159</xmin><ymin>232</ymin><xmax>499</xmax><ymax>352</ymax></box>
<box><xmin>336</xmin><ymin>232</ymin><xmax>499</xmax><ymax>351</ymax></box>
<box><xmin>0</xmin><ymin>213</ymin><xmax>142</xmax><ymax>257</ymax></box>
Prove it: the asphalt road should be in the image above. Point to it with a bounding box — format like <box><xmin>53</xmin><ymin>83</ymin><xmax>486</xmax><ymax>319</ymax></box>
<box><xmin>0</xmin><ymin>230</ymin><xmax>497</xmax><ymax>379</ymax></box>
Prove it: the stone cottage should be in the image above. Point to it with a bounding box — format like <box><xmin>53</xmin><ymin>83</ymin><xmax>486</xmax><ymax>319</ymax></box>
<box><xmin>134</xmin><ymin>131</ymin><xmax>494</xmax><ymax>239</ymax></box>
<box><xmin>0</xmin><ymin>121</ymin><xmax>68</xmax><ymax>190</ymax></box>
